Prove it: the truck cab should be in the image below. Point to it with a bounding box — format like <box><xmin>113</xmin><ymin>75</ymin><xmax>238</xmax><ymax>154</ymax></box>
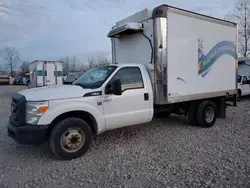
<box><xmin>8</xmin><ymin>63</ymin><xmax>154</xmax><ymax>160</ymax></box>
<box><xmin>237</xmin><ymin>75</ymin><xmax>250</xmax><ymax>101</ymax></box>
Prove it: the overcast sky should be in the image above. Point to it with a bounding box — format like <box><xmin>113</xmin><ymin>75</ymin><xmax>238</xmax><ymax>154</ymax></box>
<box><xmin>0</xmin><ymin>0</ymin><xmax>236</xmax><ymax>63</ymax></box>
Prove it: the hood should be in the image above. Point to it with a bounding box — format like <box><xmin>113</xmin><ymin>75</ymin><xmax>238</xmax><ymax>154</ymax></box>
<box><xmin>18</xmin><ymin>85</ymin><xmax>93</xmax><ymax>101</ymax></box>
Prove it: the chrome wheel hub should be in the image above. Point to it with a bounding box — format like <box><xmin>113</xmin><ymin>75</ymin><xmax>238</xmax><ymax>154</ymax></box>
<box><xmin>60</xmin><ymin>128</ymin><xmax>85</xmax><ymax>153</ymax></box>
<box><xmin>204</xmin><ymin>106</ymin><xmax>215</xmax><ymax>123</ymax></box>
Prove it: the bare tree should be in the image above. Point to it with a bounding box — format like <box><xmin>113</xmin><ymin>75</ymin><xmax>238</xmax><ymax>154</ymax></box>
<box><xmin>225</xmin><ymin>0</ymin><xmax>250</xmax><ymax>56</ymax></box>
<box><xmin>65</xmin><ymin>56</ymin><xmax>71</xmax><ymax>73</ymax></box>
<box><xmin>97</xmin><ymin>51</ymin><xmax>109</xmax><ymax>65</ymax></box>
<box><xmin>70</xmin><ymin>56</ymin><xmax>77</xmax><ymax>72</ymax></box>
<box><xmin>0</xmin><ymin>47</ymin><xmax>20</xmax><ymax>76</ymax></box>
<box><xmin>87</xmin><ymin>56</ymin><xmax>97</xmax><ymax>69</ymax></box>
<box><xmin>0</xmin><ymin>64</ymin><xmax>3</xmax><ymax>72</ymax></box>
<box><xmin>20</xmin><ymin>61</ymin><xmax>29</xmax><ymax>76</ymax></box>
<box><xmin>75</xmin><ymin>62</ymin><xmax>88</xmax><ymax>72</ymax></box>
<box><xmin>60</xmin><ymin>56</ymin><xmax>71</xmax><ymax>75</ymax></box>
<box><xmin>87</xmin><ymin>51</ymin><xmax>110</xmax><ymax>69</ymax></box>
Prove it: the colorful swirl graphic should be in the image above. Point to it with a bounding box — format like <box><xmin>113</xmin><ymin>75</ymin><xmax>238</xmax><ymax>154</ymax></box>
<box><xmin>198</xmin><ymin>40</ymin><xmax>236</xmax><ymax>77</ymax></box>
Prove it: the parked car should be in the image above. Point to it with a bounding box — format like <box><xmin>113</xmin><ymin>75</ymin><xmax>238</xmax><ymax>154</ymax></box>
<box><xmin>13</xmin><ymin>76</ymin><xmax>23</xmax><ymax>85</ymax></box>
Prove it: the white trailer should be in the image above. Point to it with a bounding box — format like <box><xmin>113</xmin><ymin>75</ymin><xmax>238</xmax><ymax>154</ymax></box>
<box><xmin>8</xmin><ymin>5</ymin><xmax>238</xmax><ymax>160</ymax></box>
<box><xmin>29</xmin><ymin>60</ymin><xmax>63</xmax><ymax>88</ymax></box>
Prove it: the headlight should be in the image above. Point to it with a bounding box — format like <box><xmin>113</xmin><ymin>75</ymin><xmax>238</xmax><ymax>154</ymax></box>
<box><xmin>26</xmin><ymin>101</ymin><xmax>49</xmax><ymax>125</ymax></box>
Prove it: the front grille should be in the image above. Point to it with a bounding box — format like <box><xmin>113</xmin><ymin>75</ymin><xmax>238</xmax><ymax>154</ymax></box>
<box><xmin>11</xmin><ymin>93</ymin><xmax>26</xmax><ymax>126</ymax></box>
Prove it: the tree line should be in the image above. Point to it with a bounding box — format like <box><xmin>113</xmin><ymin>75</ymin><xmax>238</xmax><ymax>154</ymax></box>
<box><xmin>225</xmin><ymin>0</ymin><xmax>250</xmax><ymax>57</ymax></box>
<box><xmin>60</xmin><ymin>51</ymin><xmax>110</xmax><ymax>76</ymax></box>
<box><xmin>0</xmin><ymin>47</ymin><xmax>29</xmax><ymax>77</ymax></box>
<box><xmin>0</xmin><ymin>47</ymin><xmax>110</xmax><ymax>77</ymax></box>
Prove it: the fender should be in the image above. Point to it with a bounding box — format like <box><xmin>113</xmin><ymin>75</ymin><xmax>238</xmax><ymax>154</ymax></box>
<box><xmin>37</xmin><ymin>101</ymin><xmax>106</xmax><ymax>134</ymax></box>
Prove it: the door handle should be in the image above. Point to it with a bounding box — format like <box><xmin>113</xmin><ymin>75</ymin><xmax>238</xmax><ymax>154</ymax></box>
<box><xmin>144</xmin><ymin>93</ymin><xmax>149</xmax><ymax>101</ymax></box>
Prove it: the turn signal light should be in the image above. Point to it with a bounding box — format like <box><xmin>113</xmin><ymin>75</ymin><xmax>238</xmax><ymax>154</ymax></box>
<box><xmin>38</xmin><ymin>106</ymin><xmax>49</xmax><ymax>113</ymax></box>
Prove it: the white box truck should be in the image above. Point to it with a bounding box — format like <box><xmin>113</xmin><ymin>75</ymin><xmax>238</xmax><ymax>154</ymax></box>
<box><xmin>7</xmin><ymin>5</ymin><xmax>238</xmax><ymax>160</ymax></box>
<box><xmin>28</xmin><ymin>60</ymin><xmax>63</xmax><ymax>88</ymax></box>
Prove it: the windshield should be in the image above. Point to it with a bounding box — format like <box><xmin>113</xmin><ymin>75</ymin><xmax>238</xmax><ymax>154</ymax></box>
<box><xmin>72</xmin><ymin>66</ymin><xmax>117</xmax><ymax>89</ymax></box>
<box><xmin>238</xmin><ymin>76</ymin><xmax>242</xmax><ymax>83</ymax></box>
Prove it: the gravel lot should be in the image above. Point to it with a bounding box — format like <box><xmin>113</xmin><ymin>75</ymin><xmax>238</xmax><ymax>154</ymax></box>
<box><xmin>0</xmin><ymin>85</ymin><xmax>250</xmax><ymax>188</ymax></box>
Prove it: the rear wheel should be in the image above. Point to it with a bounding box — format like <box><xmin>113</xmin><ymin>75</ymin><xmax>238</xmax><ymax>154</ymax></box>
<box><xmin>49</xmin><ymin>117</ymin><xmax>92</xmax><ymax>160</ymax></box>
<box><xmin>196</xmin><ymin>101</ymin><xmax>217</xmax><ymax>128</ymax></box>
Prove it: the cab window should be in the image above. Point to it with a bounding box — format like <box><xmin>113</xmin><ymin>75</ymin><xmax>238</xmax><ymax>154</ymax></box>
<box><xmin>111</xmin><ymin>67</ymin><xmax>144</xmax><ymax>91</ymax></box>
<box><xmin>242</xmin><ymin>76</ymin><xmax>247</xmax><ymax>84</ymax></box>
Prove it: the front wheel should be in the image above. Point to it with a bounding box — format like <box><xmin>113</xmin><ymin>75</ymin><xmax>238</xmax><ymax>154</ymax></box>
<box><xmin>49</xmin><ymin>117</ymin><xmax>92</xmax><ymax>160</ymax></box>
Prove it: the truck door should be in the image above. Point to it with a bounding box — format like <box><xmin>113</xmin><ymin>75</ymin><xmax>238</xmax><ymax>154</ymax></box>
<box><xmin>103</xmin><ymin>66</ymin><xmax>152</xmax><ymax>130</ymax></box>
<box><xmin>46</xmin><ymin>62</ymin><xmax>56</xmax><ymax>86</ymax></box>
<box><xmin>55</xmin><ymin>62</ymin><xmax>63</xmax><ymax>85</ymax></box>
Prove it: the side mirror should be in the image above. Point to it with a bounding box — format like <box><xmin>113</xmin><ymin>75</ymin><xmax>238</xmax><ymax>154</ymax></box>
<box><xmin>105</xmin><ymin>79</ymin><xmax>122</xmax><ymax>95</ymax></box>
<box><xmin>242</xmin><ymin>80</ymin><xmax>246</xmax><ymax>84</ymax></box>
<box><xmin>113</xmin><ymin>79</ymin><xmax>122</xmax><ymax>95</ymax></box>
<box><xmin>105</xmin><ymin>83</ymin><xmax>114</xmax><ymax>94</ymax></box>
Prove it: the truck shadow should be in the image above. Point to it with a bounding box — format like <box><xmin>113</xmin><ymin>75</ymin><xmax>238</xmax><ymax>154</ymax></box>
<box><xmin>90</xmin><ymin>115</ymin><xmax>195</xmax><ymax>150</ymax></box>
<box><xmin>5</xmin><ymin>115</ymin><xmax>194</xmax><ymax>161</ymax></box>
<box><xmin>95</xmin><ymin>114</ymin><xmax>193</xmax><ymax>138</ymax></box>
<box><xmin>240</xmin><ymin>95</ymin><xmax>250</xmax><ymax>101</ymax></box>
<box><xmin>3</xmin><ymin>139</ymin><xmax>54</xmax><ymax>161</ymax></box>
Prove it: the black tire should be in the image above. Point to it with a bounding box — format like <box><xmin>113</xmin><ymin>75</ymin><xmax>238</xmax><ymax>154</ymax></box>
<box><xmin>196</xmin><ymin>101</ymin><xmax>217</xmax><ymax>128</ymax></box>
<box><xmin>237</xmin><ymin>89</ymin><xmax>242</xmax><ymax>101</ymax></box>
<box><xmin>49</xmin><ymin>117</ymin><xmax>92</xmax><ymax>160</ymax></box>
<box><xmin>188</xmin><ymin>102</ymin><xmax>199</xmax><ymax>125</ymax></box>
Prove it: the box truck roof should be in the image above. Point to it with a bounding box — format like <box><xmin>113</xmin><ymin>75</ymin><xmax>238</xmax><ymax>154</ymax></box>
<box><xmin>152</xmin><ymin>4</ymin><xmax>236</xmax><ymax>25</ymax></box>
<box><xmin>113</xmin><ymin>4</ymin><xmax>236</xmax><ymax>30</ymax></box>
